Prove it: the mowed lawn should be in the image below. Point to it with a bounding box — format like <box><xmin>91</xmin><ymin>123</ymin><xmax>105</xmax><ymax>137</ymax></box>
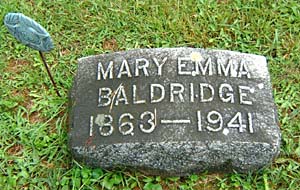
<box><xmin>0</xmin><ymin>0</ymin><xmax>299</xmax><ymax>189</ymax></box>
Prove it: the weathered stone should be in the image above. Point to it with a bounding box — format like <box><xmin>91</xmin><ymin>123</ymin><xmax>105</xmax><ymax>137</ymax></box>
<box><xmin>69</xmin><ymin>48</ymin><xmax>281</xmax><ymax>176</ymax></box>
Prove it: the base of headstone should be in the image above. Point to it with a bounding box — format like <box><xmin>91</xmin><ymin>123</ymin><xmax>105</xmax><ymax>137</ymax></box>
<box><xmin>69</xmin><ymin>48</ymin><xmax>281</xmax><ymax>176</ymax></box>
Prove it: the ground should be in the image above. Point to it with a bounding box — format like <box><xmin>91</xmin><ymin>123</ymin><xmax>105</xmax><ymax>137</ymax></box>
<box><xmin>0</xmin><ymin>0</ymin><xmax>299</xmax><ymax>189</ymax></box>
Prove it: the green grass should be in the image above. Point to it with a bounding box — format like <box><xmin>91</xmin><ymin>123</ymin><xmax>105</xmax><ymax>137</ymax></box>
<box><xmin>0</xmin><ymin>0</ymin><xmax>299</xmax><ymax>189</ymax></box>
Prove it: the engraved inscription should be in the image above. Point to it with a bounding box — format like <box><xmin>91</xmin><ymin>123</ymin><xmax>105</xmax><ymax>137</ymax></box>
<box><xmin>89</xmin><ymin>110</ymin><xmax>254</xmax><ymax>137</ymax></box>
<box><xmin>98</xmin><ymin>83</ymin><xmax>254</xmax><ymax>106</ymax></box>
<box><xmin>90</xmin><ymin>52</ymin><xmax>258</xmax><ymax>138</ymax></box>
<box><xmin>96</xmin><ymin>55</ymin><xmax>250</xmax><ymax>80</ymax></box>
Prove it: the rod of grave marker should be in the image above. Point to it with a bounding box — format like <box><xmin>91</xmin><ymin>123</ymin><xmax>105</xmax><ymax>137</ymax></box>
<box><xmin>39</xmin><ymin>51</ymin><xmax>61</xmax><ymax>97</ymax></box>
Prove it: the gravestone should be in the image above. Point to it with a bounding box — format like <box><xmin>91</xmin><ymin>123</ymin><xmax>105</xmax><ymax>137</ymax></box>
<box><xmin>69</xmin><ymin>48</ymin><xmax>281</xmax><ymax>176</ymax></box>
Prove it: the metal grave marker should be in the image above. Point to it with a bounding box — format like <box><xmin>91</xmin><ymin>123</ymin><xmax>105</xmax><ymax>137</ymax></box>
<box><xmin>69</xmin><ymin>48</ymin><xmax>281</xmax><ymax>176</ymax></box>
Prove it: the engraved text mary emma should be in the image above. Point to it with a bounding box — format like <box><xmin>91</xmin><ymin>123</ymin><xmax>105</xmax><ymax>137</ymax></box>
<box><xmin>96</xmin><ymin>55</ymin><xmax>250</xmax><ymax>80</ymax></box>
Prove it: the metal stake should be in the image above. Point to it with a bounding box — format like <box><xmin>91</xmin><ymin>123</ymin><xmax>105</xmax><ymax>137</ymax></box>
<box><xmin>39</xmin><ymin>51</ymin><xmax>61</xmax><ymax>97</ymax></box>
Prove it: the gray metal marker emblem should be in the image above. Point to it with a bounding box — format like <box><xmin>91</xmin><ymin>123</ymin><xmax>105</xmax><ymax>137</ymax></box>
<box><xmin>4</xmin><ymin>13</ymin><xmax>54</xmax><ymax>52</ymax></box>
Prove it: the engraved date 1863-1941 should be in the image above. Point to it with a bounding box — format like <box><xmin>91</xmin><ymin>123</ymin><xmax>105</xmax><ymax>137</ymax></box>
<box><xmin>89</xmin><ymin>110</ymin><xmax>253</xmax><ymax>137</ymax></box>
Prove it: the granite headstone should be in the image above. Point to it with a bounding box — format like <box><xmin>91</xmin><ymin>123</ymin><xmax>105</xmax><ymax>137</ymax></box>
<box><xmin>69</xmin><ymin>48</ymin><xmax>281</xmax><ymax>176</ymax></box>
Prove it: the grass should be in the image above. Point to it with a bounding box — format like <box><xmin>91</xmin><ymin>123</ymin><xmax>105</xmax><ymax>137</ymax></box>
<box><xmin>0</xmin><ymin>0</ymin><xmax>299</xmax><ymax>189</ymax></box>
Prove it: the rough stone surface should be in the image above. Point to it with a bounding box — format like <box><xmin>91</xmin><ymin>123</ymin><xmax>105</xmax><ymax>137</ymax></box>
<box><xmin>69</xmin><ymin>48</ymin><xmax>281</xmax><ymax>176</ymax></box>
